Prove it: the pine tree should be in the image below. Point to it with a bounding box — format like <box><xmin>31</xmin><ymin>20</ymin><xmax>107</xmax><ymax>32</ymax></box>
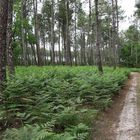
<box><xmin>0</xmin><ymin>0</ymin><xmax>9</xmax><ymax>91</ymax></box>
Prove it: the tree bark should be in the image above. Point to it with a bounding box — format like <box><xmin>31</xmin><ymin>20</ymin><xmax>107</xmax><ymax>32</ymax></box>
<box><xmin>111</xmin><ymin>0</ymin><xmax>117</xmax><ymax>69</ymax></box>
<box><xmin>51</xmin><ymin>0</ymin><xmax>55</xmax><ymax>64</ymax></box>
<box><xmin>21</xmin><ymin>0</ymin><xmax>28</xmax><ymax>66</ymax></box>
<box><xmin>33</xmin><ymin>0</ymin><xmax>42</xmax><ymax>66</ymax></box>
<box><xmin>7</xmin><ymin>0</ymin><xmax>15</xmax><ymax>77</ymax></box>
<box><xmin>58</xmin><ymin>22</ymin><xmax>62</xmax><ymax>64</ymax></box>
<box><xmin>80</xmin><ymin>31</ymin><xmax>86</xmax><ymax>65</ymax></box>
<box><xmin>65</xmin><ymin>0</ymin><xmax>72</xmax><ymax>65</ymax></box>
<box><xmin>0</xmin><ymin>0</ymin><xmax>8</xmax><ymax>91</ymax></box>
<box><xmin>74</xmin><ymin>0</ymin><xmax>77</xmax><ymax>65</ymax></box>
<box><xmin>95</xmin><ymin>0</ymin><xmax>103</xmax><ymax>73</ymax></box>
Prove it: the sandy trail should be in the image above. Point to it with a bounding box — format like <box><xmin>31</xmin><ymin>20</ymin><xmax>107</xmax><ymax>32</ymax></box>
<box><xmin>93</xmin><ymin>73</ymin><xmax>140</xmax><ymax>140</ymax></box>
<box><xmin>116</xmin><ymin>73</ymin><xmax>140</xmax><ymax>140</ymax></box>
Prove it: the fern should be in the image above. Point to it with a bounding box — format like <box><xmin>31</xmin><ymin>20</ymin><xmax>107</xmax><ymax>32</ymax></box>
<box><xmin>0</xmin><ymin>66</ymin><xmax>130</xmax><ymax>139</ymax></box>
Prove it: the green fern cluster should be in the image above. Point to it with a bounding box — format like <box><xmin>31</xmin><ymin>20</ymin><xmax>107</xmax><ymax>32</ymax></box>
<box><xmin>3</xmin><ymin>123</ymin><xmax>89</xmax><ymax>140</ymax></box>
<box><xmin>0</xmin><ymin>66</ymin><xmax>130</xmax><ymax>139</ymax></box>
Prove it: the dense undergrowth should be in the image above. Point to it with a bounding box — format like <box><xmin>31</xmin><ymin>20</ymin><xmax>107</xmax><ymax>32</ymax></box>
<box><xmin>0</xmin><ymin>66</ymin><xmax>131</xmax><ymax>140</ymax></box>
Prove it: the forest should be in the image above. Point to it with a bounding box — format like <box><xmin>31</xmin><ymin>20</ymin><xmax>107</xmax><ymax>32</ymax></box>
<box><xmin>0</xmin><ymin>0</ymin><xmax>140</xmax><ymax>140</ymax></box>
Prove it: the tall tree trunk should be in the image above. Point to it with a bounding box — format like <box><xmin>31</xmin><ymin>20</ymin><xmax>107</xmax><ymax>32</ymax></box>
<box><xmin>63</xmin><ymin>24</ymin><xmax>66</xmax><ymax>64</ymax></box>
<box><xmin>115</xmin><ymin>0</ymin><xmax>120</xmax><ymax>66</ymax></box>
<box><xmin>51</xmin><ymin>0</ymin><xmax>55</xmax><ymax>64</ymax></box>
<box><xmin>0</xmin><ymin>0</ymin><xmax>8</xmax><ymax>91</ymax></box>
<box><xmin>33</xmin><ymin>0</ymin><xmax>42</xmax><ymax>66</ymax></box>
<box><xmin>111</xmin><ymin>0</ymin><xmax>117</xmax><ymax>69</ymax></box>
<box><xmin>115</xmin><ymin>0</ymin><xmax>119</xmax><ymax>32</ymax></box>
<box><xmin>88</xmin><ymin>0</ymin><xmax>93</xmax><ymax>65</ymax></box>
<box><xmin>43</xmin><ymin>35</ymin><xmax>47</xmax><ymax>65</ymax></box>
<box><xmin>65</xmin><ymin>0</ymin><xmax>72</xmax><ymax>65</ymax></box>
<box><xmin>58</xmin><ymin>22</ymin><xmax>62</xmax><ymax>64</ymax></box>
<box><xmin>21</xmin><ymin>0</ymin><xmax>27</xmax><ymax>66</ymax></box>
<box><xmin>57</xmin><ymin>0</ymin><xmax>61</xmax><ymax>64</ymax></box>
<box><xmin>80</xmin><ymin>31</ymin><xmax>86</xmax><ymax>65</ymax></box>
<box><xmin>74</xmin><ymin>0</ymin><xmax>77</xmax><ymax>65</ymax></box>
<box><xmin>31</xmin><ymin>43</ymin><xmax>37</xmax><ymax>65</ymax></box>
<box><xmin>7</xmin><ymin>0</ymin><xmax>15</xmax><ymax>77</ymax></box>
<box><xmin>95</xmin><ymin>0</ymin><xmax>103</xmax><ymax>73</ymax></box>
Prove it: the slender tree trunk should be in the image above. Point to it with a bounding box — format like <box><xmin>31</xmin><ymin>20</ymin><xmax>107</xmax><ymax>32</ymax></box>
<box><xmin>65</xmin><ymin>0</ymin><xmax>72</xmax><ymax>65</ymax></box>
<box><xmin>43</xmin><ymin>35</ymin><xmax>47</xmax><ymax>65</ymax></box>
<box><xmin>115</xmin><ymin>0</ymin><xmax>119</xmax><ymax>32</ymax></box>
<box><xmin>31</xmin><ymin>44</ymin><xmax>37</xmax><ymax>65</ymax></box>
<box><xmin>51</xmin><ymin>0</ymin><xmax>55</xmax><ymax>64</ymax></box>
<box><xmin>58</xmin><ymin>23</ymin><xmax>62</xmax><ymax>64</ymax></box>
<box><xmin>136</xmin><ymin>19</ymin><xmax>138</xmax><ymax>67</ymax></box>
<box><xmin>33</xmin><ymin>0</ymin><xmax>42</xmax><ymax>66</ymax></box>
<box><xmin>0</xmin><ymin>0</ymin><xmax>8</xmax><ymax>91</ymax></box>
<box><xmin>95</xmin><ymin>0</ymin><xmax>103</xmax><ymax>73</ymax></box>
<box><xmin>106</xmin><ymin>3</ymin><xmax>112</xmax><ymax>66</ymax></box>
<box><xmin>88</xmin><ymin>0</ymin><xmax>93</xmax><ymax>65</ymax></box>
<box><xmin>80</xmin><ymin>31</ymin><xmax>86</xmax><ymax>65</ymax></box>
<box><xmin>21</xmin><ymin>0</ymin><xmax>27</xmax><ymax>66</ymax></box>
<box><xmin>74</xmin><ymin>0</ymin><xmax>77</xmax><ymax>65</ymax></box>
<box><xmin>7</xmin><ymin>0</ymin><xmax>15</xmax><ymax>77</ymax></box>
<box><xmin>115</xmin><ymin>0</ymin><xmax>120</xmax><ymax>66</ymax></box>
<box><xmin>111</xmin><ymin>0</ymin><xmax>117</xmax><ymax>69</ymax></box>
<box><xmin>63</xmin><ymin>25</ymin><xmax>67</xmax><ymax>64</ymax></box>
<box><xmin>57</xmin><ymin>0</ymin><xmax>61</xmax><ymax>64</ymax></box>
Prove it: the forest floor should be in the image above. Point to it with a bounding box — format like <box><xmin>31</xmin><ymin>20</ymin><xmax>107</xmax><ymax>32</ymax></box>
<box><xmin>93</xmin><ymin>72</ymin><xmax>140</xmax><ymax>140</ymax></box>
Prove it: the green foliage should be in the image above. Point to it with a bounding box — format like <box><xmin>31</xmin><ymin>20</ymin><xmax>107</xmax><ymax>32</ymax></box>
<box><xmin>0</xmin><ymin>66</ymin><xmax>130</xmax><ymax>139</ymax></box>
<box><xmin>3</xmin><ymin>124</ymin><xmax>75</xmax><ymax>140</ymax></box>
<box><xmin>120</xmin><ymin>25</ymin><xmax>140</xmax><ymax>67</ymax></box>
<box><xmin>3</xmin><ymin>123</ymin><xmax>89</xmax><ymax>140</ymax></box>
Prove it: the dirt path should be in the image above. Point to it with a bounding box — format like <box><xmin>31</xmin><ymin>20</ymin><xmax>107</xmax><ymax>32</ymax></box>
<box><xmin>93</xmin><ymin>73</ymin><xmax>140</xmax><ymax>140</ymax></box>
<box><xmin>116</xmin><ymin>73</ymin><xmax>140</xmax><ymax>140</ymax></box>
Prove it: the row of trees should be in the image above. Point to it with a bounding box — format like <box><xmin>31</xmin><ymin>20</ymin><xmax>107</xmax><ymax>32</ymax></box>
<box><xmin>2</xmin><ymin>0</ymin><xmax>140</xmax><ymax>91</ymax></box>
<box><xmin>0</xmin><ymin>0</ymin><xmax>122</xmax><ymax>91</ymax></box>
<box><xmin>120</xmin><ymin>8</ymin><xmax>140</xmax><ymax>67</ymax></box>
<box><xmin>12</xmin><ymin>0</ymin><xmax>121</xmax><ymax>69</ymax></box>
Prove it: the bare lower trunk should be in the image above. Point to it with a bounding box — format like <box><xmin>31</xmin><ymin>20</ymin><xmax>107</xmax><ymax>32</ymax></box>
<box><xmin>31</xmin><ymin>44</ymin><xmax>37</xmax><ymax>65</ymax></box>
<box><xmin>58</xmin><ymin>23</ymin><xmax>61</xmax><ymax>64</ymax></box>
<box><xmin>80</xmin><ymin>32</ymin><xmax>86</xmax><ymax>65</ymax></box>
<box><xmin>43</xmin><ymin>37</ymin><xmax>46</xmax><ymax>65</ymax></box>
